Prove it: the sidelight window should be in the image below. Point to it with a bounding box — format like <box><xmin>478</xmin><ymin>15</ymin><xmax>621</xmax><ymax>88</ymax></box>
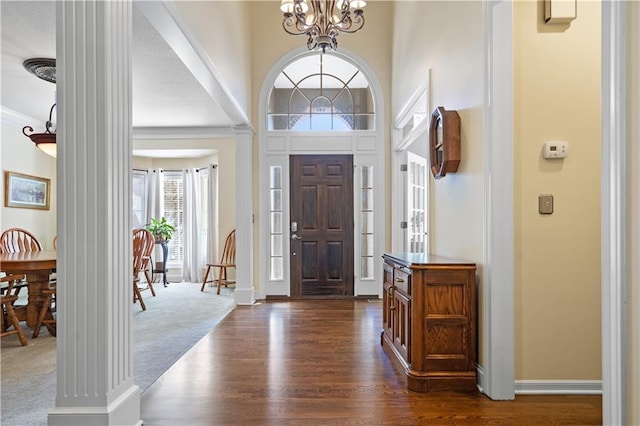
<box><xmin>360</xmin><ymin>165</ymin><xmax>374</xmax><ymax>280</ymax></box>
<box><xmin>269</xmin><ymin>166</ymin><xmax>284</xmax><ymax>280</ymax></box>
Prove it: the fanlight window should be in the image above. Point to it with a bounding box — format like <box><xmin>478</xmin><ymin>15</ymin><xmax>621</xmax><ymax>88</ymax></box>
<box><xmin>268</xmin><ymin>53</ymin><xmax>374</xmax><ymax>131</ymax></box>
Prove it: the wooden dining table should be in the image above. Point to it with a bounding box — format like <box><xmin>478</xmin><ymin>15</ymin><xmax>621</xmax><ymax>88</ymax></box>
<box><xmin>0</xmin><ymin>250</ymin><xmax>56</xmax><ymax>327</ymax></box>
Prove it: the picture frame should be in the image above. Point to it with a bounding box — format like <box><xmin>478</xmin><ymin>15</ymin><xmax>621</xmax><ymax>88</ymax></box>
<box><xmin>4</xmin><ymin>171</ymin><xmax>51</xmax><ymax>210</ymax></box>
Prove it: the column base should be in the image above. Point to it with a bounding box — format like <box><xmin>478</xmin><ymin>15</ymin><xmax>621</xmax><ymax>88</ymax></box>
<box><xmin>234</xmin><ymin>286</ymin><xmax>256</xmax><ymax>305</ymax></box>
<box><xmin>48</xmin><ymin>385</ymin><xmax>141</xmax><ymax>426</ymax></box>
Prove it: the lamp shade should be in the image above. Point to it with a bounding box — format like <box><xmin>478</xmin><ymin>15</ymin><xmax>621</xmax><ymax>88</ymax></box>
<box><xmin>36</xmin><ymin>142</ymin><xmax>57</xmax><ymax>158</ymax></box>
<box><xmin>280</xmin><ymin>0</ymin><xmax>294</xmax><ymax>13</ymax></box>
<box><xmin>350</xmin><ymin>0</ymin><xmax>367</xmax><ymax>8</ymax></box>
<box><xmin>22</xmin><ymin>127</ymin><xmax>57</xmax><ymax>158</ymax></box>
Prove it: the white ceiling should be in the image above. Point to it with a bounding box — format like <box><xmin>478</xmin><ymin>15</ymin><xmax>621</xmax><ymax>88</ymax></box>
<box><xmin>1</xmin><ymin>1</ymin><xmax>233</xmax><ymax>143</ymax></box>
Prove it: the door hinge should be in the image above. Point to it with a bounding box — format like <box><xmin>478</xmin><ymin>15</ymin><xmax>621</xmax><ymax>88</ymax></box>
<box><xmin>400</xmin><ymin>164</ymin><xmax>408</xmax><ymax>172</ymax></box>
<box><xmin>400</xmin><ymin>221</ymin><xmax>408</xmax><ymax>229</ymax></box>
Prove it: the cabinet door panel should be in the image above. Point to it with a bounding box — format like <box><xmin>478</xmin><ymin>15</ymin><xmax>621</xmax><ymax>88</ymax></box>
<box><xmin>382</xmin><ymin>263</ymin><xmax>394</xmax><ymax>338</ymax></box>
<box><xmin>393</xmin><ymin>289</ymin><xmax>411</xmax><ymax>363</ymax></box>
<box><xmin>426</xmin><ymin>283</ymin><xmax>465</xmax><ymax>315</ymax></box>
<box><xmin>424</xmin><ymin>319</ymin><xmax>472</xmax><ymax>371</ymax></box>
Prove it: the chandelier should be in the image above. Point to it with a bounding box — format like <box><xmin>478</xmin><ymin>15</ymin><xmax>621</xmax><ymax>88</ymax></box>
<box><xmin>22</xmin><ymin>58</ymin><xmax>57</xmax><ymax>158</ymax></box>
<box><xmin>280</xmin><ymin>0</ymin><xmax>367</xmax><ymax>53</ymax></box>
<box><xmin>23</xmin><ymin>103</ymin><xmax>57</xmax><ymax>158</ymax></box>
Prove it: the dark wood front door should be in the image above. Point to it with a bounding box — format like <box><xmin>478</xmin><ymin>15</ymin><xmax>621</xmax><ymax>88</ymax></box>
<box><xmin>290</xmin><ymin>155</ymin><xmax>354</xmax><ymax>296</ymax></box>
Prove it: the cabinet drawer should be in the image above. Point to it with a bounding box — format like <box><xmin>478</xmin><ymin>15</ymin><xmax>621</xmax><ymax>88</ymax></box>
<box><xmin>393</xmin><ymin>268</ymin><xmax>411</xmax><ymax>295</ymax></box>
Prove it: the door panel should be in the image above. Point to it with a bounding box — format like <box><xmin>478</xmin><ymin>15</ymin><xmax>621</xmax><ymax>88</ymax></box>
<box><xmin>290</xmin><ymin>155</ymin><xmax>354</xmax><ymax>296</ymax></box>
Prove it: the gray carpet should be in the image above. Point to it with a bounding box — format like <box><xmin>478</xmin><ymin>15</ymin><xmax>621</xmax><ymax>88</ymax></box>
<box><xmin>0</xmin><ymin>281</ymin><xmax>235</xmax><ymax>426</ymax></box>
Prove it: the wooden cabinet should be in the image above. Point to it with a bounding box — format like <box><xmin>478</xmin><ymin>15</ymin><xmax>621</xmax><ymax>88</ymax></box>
<box><xmin>382</xmin><ymin>253</ymin><xmax>477</xmax><ymax>392</ymax></box>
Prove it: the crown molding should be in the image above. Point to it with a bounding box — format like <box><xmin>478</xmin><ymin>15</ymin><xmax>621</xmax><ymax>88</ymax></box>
<box><xmin>133</xmin><ymin>126</ymin><xmax>238</xmax><ymax>139</ymax></box>
<box><xmin>0</xmin><ymin>106</ymin><xmax>44</xmax><ymax>128</ymax></box>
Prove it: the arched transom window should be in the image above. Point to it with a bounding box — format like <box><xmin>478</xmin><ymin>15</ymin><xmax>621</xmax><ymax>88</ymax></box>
<box><xmin>267</xmin><ymin>53</ymin><xmax>374</xmax><ymax>131</ymax></box>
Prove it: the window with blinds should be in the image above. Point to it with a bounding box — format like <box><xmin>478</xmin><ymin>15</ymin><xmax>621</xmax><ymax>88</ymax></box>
<box><xmin>163</xmin><ymin>172</ymin><xmax>183</xmax><ymax>265</ymax></box>
<box><xmin>132</xmin><ymin>170</ymin><xmax>147</xmax><ymax>229</ymax></box>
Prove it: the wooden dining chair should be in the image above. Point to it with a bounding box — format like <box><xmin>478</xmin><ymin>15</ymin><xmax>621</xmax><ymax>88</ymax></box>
<box><xmin>133</xmin><ymin>229</ymin><xmax>155</xmax><ymax>311</ymax></box>
<box><xmin>1</xmin><ymin>274</ymin><xmax>28</xmax><ymax>346</ymax></box>
<box><xmin>133</xmin><ymin>228</ymin><xmax>156</xmax><ymax>297</ymax></box>
<box><xmin>0</xmin><ymin>228</ymin><xmax>42</xmax><ymax>296</ymax></box>
<box><xmin>201</xmin><ymin>229</ymin><xmax>236</xmax><ymax>294</ymax></box>
<box><xmin>0</xmin><ymin>228</ymin><xmax>43</xmax><ymax>253</ymax></box>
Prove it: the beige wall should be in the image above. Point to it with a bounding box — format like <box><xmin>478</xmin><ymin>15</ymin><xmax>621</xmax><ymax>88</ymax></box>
<box><xmin>627</xmin><ymin>1</ymin><xmax>639</xmax><ymax>422</ymax></box>
<box><xmin>391</xmin><ymin>0</ymin><xmax>485</xmax><ymax>360</ymax></box>
<box><xmin>1</xmin><ymin>114</ymin><xmax>57</xmax><ymax>249</ymax></box>
<box><xmin>513</xmin><ymin>1</ymin><xmax>601</xmax><ymax>380</ymax></box>
<box><xmin>172</xmin><ymin>1</ymin><xmax>252</xmax><ymax>120</ymax></box>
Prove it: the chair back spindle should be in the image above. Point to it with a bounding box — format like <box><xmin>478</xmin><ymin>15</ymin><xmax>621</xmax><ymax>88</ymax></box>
<box><xmin>0</xmin><ymin>228</ymin><xmax>43</xmax><ymax>253</ymax></box>
<box><xmin>220</xmin><ymin>230</ymin><xmax>236</xmax><ymax>266</ymax></box>
<box><xmin>132</xmin><ymin>228</ymin><xmax>155</xmax><ymax>311</ymax></box>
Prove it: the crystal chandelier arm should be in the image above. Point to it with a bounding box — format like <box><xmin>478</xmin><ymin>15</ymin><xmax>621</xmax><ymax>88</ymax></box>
<box><xmin>330</xmin><ymin>10</ymin><xmax>364</xmax><ymax>34</ymax></box>
<box><xmin>283</xmin><ymin>1</ymin><xmax>322</xmax><ymax>35</ymax></box>
<box><xmin>280</xmin><ymin>0</ymin><xmax>365</xmax><ymax>51</ymax></box>
<box><xmin>282</xmin><ymin>14</ymin><xmax>309</xmax><ymax>36</ymax></box>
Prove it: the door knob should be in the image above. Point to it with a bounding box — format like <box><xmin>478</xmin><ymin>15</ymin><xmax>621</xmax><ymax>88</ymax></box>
<box><xmin>291</xmin><ymin>234</ymin><xmax>302</xmax><ymax>240</ymax></box>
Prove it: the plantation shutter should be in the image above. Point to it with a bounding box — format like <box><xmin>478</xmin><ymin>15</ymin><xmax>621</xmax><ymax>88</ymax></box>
<box><xmin>132</xmin><ymin>170</ymin><xmax>147</xmax><ymax>229</ymax></box>
<box><xmin>162</xmin><ymin>172</ymin><xmax>184</xmax><ymax>264</ymax></box>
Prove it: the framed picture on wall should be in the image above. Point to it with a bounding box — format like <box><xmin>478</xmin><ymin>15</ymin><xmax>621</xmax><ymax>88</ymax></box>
<box><xmin>4</xmin><ymin>171</ymin><xmax>50</xmax><ymax>210</ymax></box>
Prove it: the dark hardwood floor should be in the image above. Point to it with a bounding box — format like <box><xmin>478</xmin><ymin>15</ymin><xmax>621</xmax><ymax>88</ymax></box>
<box><xmin>140</xmin><ymin>300</ymin><xmax>601</xmax><ymax>425</ymax></box>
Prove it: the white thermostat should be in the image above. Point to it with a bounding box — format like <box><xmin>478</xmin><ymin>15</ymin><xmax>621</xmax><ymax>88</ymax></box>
<box><xmin>543</xmin><ymin>141</ymin><xmax>569</xmax><ymax>159</ymax></box>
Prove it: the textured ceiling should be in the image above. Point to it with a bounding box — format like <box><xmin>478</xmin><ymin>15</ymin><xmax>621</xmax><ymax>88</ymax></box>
<box><xmin>1</xmin><ymin>1</ymin><xmax>233</xmax><ymax>131</ymax></box>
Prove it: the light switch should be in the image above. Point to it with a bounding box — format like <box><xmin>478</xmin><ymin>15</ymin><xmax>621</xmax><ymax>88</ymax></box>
<box><xmin>539</xmin><ymin>194</ymin><xmax>554</xmax><ymax>214</ymax></box>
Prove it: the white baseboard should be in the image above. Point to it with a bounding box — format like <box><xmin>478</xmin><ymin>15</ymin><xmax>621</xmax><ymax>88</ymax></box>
<box><xmin>476</xmin><ymin>364</ymin><xmax>485</xmax><ymax>393</ymax></box>
<box><xmin>515</xmin><ymin>380</ymin><xmax>602</xmax><ymax>395</ymax></box>
<box><xmin>475</xmin><ymin>366</ymin><xmax>601</xmax><ymax>396</ymax></box>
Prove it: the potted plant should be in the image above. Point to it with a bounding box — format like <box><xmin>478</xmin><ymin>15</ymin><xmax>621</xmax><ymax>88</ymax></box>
<box><xmin>145</xmin><ymin>217</ymin><xmax>176</xmax><ymax>242</ymax></box>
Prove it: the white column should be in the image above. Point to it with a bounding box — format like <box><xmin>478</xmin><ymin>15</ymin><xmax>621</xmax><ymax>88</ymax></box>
<box><xmin>51</xmin><ymin>1</ymin><xmax>141</xmax><ymax>425</ymax></box>
<box><xmin>233</xmin><ymin>126</ymin><xmax>256</xmax><ymax>305</ymax></box>
<box><xmin>601</xmin><ymin>1</ymin><xmax>628</xmax><ymax>424</ymax></box>
<box><xmin>481</xmin><ymin>0</ymin><xmax>515</xmax><ymax>400</ymax></box>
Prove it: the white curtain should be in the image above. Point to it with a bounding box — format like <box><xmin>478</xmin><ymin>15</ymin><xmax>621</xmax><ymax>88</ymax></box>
<box><xmin>206</xmin><ymin>164</ymin><xmax>219</xmax><ymax>266</ymax></box>
<box><xmin>182</xmin><ymin>169</ymin><xmax>199</xmax><ymax>282</ymax></box>
<box><xmin>146</xmin><ymin>168</ymin><xmax>164</xmax><ymax>225</ymax></box>
<box><xmin>182</xmin><ymin>165</ymin><xmax>218</xmax><ymax>282</ymax></box>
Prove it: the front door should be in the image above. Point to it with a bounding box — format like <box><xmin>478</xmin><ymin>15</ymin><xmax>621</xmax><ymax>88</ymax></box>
<box><xmin>290</xmin><ymin>155</ymin><xmax>354</xmax><ymax>296</ymax></box>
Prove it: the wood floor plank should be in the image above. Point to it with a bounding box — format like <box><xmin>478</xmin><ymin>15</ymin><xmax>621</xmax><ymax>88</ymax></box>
<box><xmin>140</xmin><ymin>300</ymin><xmax>601</xmax><ymax>425</ymax></box>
